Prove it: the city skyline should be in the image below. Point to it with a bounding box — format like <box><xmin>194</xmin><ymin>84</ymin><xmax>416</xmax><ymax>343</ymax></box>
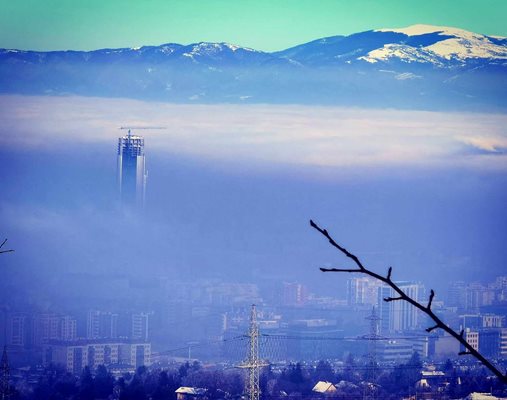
<box><xmin>1</xmin><ymin>2</ymin><xmax>506</xmax><ymax>396</ymax></box>
<box><xmin>2</xmin><ymin>272</ymin><xmax>507</xmax><ymax>365</ymax></box>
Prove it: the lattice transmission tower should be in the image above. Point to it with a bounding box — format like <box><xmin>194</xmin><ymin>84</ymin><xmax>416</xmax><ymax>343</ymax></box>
<box><xmin>1</xmin><ymin>346</ymin><xmax>10</xmax><ymax>400</ymax></box>
<box><xmin>362</xmin><ymin>307</ymin><xmax>382</xmax><ymax>400</ymax></box>
<box><xmin>238</xmin><ymin>305</ymin><xmax>269</xmax><ymax>400</ymax></box>
<box><xmin>365</xmin><ymin>307</ymin><xmax>381</xmax><ymax>371</ymax></box>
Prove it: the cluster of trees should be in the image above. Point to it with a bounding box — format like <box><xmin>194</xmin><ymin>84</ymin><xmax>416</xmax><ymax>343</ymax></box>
<box><xmin>262</xmin><ymin>354</ymin><xmax>427</xmax><ymax>399</ymax></box>
<box><xmin>9</xmin><ymin>361</ymin><xmax>243</xmax><ymax>400</ymax></box>
<box><xmin>7</xmin><ymin>354</ymin><xmax>507</xmax><ymax>400</ymax></box>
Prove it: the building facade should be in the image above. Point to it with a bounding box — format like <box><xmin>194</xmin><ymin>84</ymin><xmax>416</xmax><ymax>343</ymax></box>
<box><xmin>117</xmin><ymin>131</ymin><xmax>146</xmax><ymax>208</ymax></box>
<box><xmin>44</xmin><ymin>340</ymin><xmax>151</xmax><ymax>374</ymax></box>
<box><xmin>347</xmin><ymin>277</ymin><xmax>382</xmax><ymax>307</ymax></box>
<box><xmin>131</xmin><ymin>313</ymin><xmax>149</xmax><ymax>341</ymax></box>
<box><xmin>35</xmin><ymin>314</ymin><xmax>77</xmax><ymax>343</ymax></box>
<box><xmin>378</xmin><ymin>282</ymin><xmax>425</xmax><ymax>333</ymax></box>
<box><xmin>282</xmin><ymin>282</ymin><xmax>308</xmax><ymax>306</ymax></box>
<box><xmin>7</xmin><ymin>314</ymin><xmax>27</xmax><ymax>347</ymax></box>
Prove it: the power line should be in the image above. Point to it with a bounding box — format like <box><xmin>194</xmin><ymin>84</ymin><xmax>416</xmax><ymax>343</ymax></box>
<box><xmin>153</xmin><ymin>335</ymin><xmax>247</xmax><ymax>356</ymax></box>
<box><xmin>260</xmin><ymin>334</ymin><xmax>432</xmax><ymax>341</ymax></box>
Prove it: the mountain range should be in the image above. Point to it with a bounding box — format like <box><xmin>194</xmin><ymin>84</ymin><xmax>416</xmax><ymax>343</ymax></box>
<box><xmin>1</xmin><ymin>24</ymin><xmax>506</xmax><ymax>110</ymax></box>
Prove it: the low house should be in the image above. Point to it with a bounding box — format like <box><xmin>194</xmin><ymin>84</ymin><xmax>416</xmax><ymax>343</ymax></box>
<box><xmin>465</xmin><ymin>393</ymin><xmax>507</xmax><ymax>400</ymax></box>
<box><xmin>175</xmin><ymin>386</ymin><xmax>208</xmax><ymax>400</ymax></box>
<box><xmin>312</xmin><ymin>381</ymin><xmax>337</xmax><ymax>395</ymax></box>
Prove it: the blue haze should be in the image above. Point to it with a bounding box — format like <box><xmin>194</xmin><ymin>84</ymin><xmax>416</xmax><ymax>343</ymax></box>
<box><xmin>2</xmin><ymin>140</ymin><xmax>507</xmax><ymax>309</ymax></box>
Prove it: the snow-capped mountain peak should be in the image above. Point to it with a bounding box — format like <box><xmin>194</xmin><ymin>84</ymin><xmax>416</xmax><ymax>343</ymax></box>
<box><xmin>361</xmin><ymin>24</ymin><xmax>507</xmax><ymax>63</ymax></box>
<box><xmin>377</xmin><ymin>24</ymin><xmax>476</xmax><ymax>38</ymax></box>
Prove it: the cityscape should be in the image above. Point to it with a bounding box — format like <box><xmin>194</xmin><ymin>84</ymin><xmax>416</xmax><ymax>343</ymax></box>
<box><xmin>1</xmin><ymin>1</ymin><xmax>507</xmax><ymax>399</ymax></box>
<box><xmin>1</xmin><ymin>131</ymin><xmax>506</xmax><ymax>397</ymax></box>
<box><xmin>4</xmin><ymin>269</ymin><xmax>507</xmax><ymax>370</ymax></box>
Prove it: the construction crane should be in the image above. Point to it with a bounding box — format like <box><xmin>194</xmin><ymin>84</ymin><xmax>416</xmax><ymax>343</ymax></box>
<box><xmin>119</xmin><ymin>126</ymin><xmax>167</xmax><ymax>139</ymax></box>
<box><xmin>119</xmin><ymin>126</ymin><xmax>166</xmax><ymax>130</ymax></box>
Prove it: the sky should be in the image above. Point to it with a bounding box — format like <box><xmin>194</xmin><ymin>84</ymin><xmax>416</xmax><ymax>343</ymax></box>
<box><xmin>1</xmin><ymin>0</ymin><xmax>507</xmax><ymax>52</ymax></box>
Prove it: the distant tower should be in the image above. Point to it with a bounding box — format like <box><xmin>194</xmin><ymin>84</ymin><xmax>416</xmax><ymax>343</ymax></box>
<box><xmin>0</xmin><ymin>346</ymin><xmax>10</xmax><ymax>400</ymax></box>
<box><xmin>238</xmin><ymin>305</ymin><xmax>268</xmax><ymax>400</ymax></box>
<box><xmin>364</xmin><ymin>307</ymin><xmax>381</xmax><ymax>376</ymax></box>
<box><xmin>362</xmin><ymin>307</ymin><xmax>382</xmax><ymax>400</ymax></box>
<box><xmin>117</xmin><ymin>130</ymin><xmax>146</xmax><ymax>208</ymax></box>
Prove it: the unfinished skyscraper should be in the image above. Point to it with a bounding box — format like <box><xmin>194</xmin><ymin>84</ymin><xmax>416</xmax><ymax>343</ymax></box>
<box><xmin>117</xmin><ymin>130</ymin><xmax>146</xmax><ymax>208</ymax></box>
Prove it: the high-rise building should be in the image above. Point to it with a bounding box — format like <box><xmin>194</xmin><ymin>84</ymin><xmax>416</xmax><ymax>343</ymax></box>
<box><xmin>282</xmin><ymin>282</ymin><xmax>308</xmax><ymax>306</ymax></box>
<box><xmin>347</xmin><ymin>277</ymin><xmax>382</xmax><ymax>306</ymax></box>
<box><xmin>7</xmin><ymin>314</ymin><xmax>27</xmax><ymax>347</ymax></box>
<box><xmin>378</xmin><ymin>281</ymin><xmax>425</xmax><ymax>333</ymax></box>
<box><xmin>32</xmin><ymin>314</ymin><xmax>77</xmax><ymax>345</ymax></box>
<box><xmin>60</xmin><ymin>316</ymin><xmax>78</xmax><ymax>342</ymax></box>
<box><xmin>117</xmin><ymin>131</ymin><xmax>146</xmax><ymax>208</ymax></box>
<box><xmin>447</xmin><ymin>281</ymin><xmax>467</xmax><ymax>309</ymax></box>
<box><xmin>464</xmin><ymin>282</ymin><xmax>495</xmax><ymax>312</ymax></box>
<box><xmin>87</xmin><ymin>311</ymin><xmax>118</xmax><ymax>339</ymax></box>
<box><xmin>87</xmin><ymin>311</ymin><xmax>101</xmax><ymax>339</ymax></box>
<box><xmin>131</xmin><ymin>313</ymin><xmax>149</xmax><ymax>341</ymax></box>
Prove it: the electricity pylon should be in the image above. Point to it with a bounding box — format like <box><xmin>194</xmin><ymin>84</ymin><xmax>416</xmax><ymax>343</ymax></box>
<box><xmin>238</xmin><ymin>305</ymin><xmax>269</xmax><ymax>400</ymax></box>
<box><xmin>362</xmin><ymin>307</ymin><xmax>382</xmax><ymax>400</ymax></box>
<box><xmin>1</xmin><ymin>346</ymin><xmax>10</xmax><ymax>400</ymax></box>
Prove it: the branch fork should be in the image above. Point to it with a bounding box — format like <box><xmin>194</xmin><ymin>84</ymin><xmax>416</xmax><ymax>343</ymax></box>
<box><xmin>0</xmin><ymin>239</ymin><xmax>14</xmax><ymax>254</ymax></box>
<box><xmin>310</xmin><ymin>219</ymin><xmax>507</xmax><ymax>383</ymax></box>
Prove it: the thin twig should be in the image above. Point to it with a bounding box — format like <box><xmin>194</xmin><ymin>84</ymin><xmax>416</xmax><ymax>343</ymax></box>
<box><xmin>320</xmin><ymin>268</ymin><xmax>362</xmax><ymax>273</ymax></box>
<box><xmin>384</xmin><ymin>296</ymin><xmax>404</xmax><ymax>302</ymax></box>
<box><xmin>0</xmin><ymin>239</ymin><xmax>14</xmax><ymax>254</ymax></box>
<box><xmin>310</xmin><ymin>219</ymin><xmax>507</xmax><ymax>384</ymax></box>
<box><xmin>427</xmin><ymin>290</ymin><xmax>435</xmax><ymax>310</ymax></box>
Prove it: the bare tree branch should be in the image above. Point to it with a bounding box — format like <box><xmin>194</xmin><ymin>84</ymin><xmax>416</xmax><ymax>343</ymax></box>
<box><xmin>310</xmin><ymin>219</ymin><xmax>507</xmax><ymax>384</ymax></box>
<box><xmin>384</xmin><ymin>296</ymin><xmax>404</xmax><ymax>302</ymax></box>
<box><xmin>0</xmin><ymin>239</ymin><xmax>14</xmax><ymax>254</ymax></box>
<box><xmin>320</xmin><ymin>267</ymin><xmax>362</xmax><ymax>273</ymax></box>
<box><xmin>427</xmin><ymin>289</ymin><xmax>435</xmax><ymax>310</ymax></box>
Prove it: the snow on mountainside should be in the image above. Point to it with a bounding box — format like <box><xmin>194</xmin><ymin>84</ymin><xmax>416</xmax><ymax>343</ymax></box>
<box><xmin>360</xmin><ymin>24</ymin><xmax>507</xmax><ymax>63</ymax></box>
<box><xmin>183</xmin><ymin>42</ymin><xmax>260</xmax><ymax>57</ymax></box>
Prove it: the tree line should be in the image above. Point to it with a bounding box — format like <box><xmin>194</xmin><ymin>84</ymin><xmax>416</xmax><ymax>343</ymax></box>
<box><xmin>7</xmin><ymin>354</ymin><xmax>507</xmax><ymax>400</ymax></box>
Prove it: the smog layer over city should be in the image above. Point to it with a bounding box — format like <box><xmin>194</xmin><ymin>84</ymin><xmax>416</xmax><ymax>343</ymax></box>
<box><xmin>1</xmin><ymin>1</ymin><xmax>507</xmax><ymax>399</ymax></box>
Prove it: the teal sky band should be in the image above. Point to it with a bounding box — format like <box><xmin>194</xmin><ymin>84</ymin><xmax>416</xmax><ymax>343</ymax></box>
<box><xmin>1</xmin><ymin>0</ymin><xmax>506</xmax><ymax>52</ymax></box>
